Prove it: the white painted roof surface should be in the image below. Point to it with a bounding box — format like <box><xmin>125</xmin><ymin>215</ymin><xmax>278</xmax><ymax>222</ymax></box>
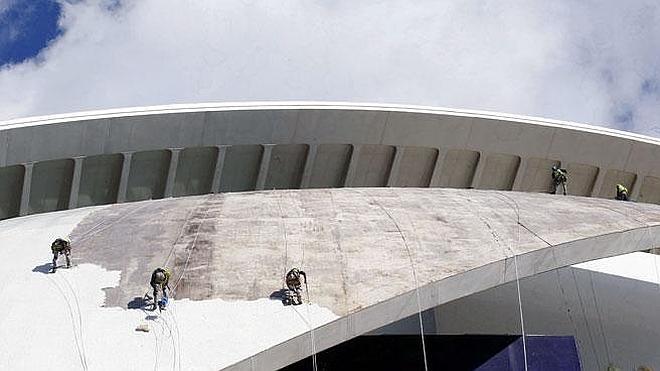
<box><xmin>0</xmin><ymin>206</ymin><xmax>336</xmax><ymax>370</ymax></box>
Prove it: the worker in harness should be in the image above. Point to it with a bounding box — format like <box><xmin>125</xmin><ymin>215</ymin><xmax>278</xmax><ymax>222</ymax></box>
<box><xmin>150</xmin><ymin>267</ymin><xmax>171</xmax><ymax>310</ymax></box>
<box><xmin>50</xmin><ymin>237</ymin><xmax>71</xmax><ymax>273</ymax></box>
<box><xmin>284</xmin><ymin>268</ymin><xmax>307</xmax><ymax>306</ymax></box>
<box><xmin>616</xmin><ymin>184</ymin><xmax>629</xmax><ymax>201</ymax></box>
<box><xmin>551</xmin><ymin>165</ymin><xmax>568</xmax><ymax>195</ymax></box>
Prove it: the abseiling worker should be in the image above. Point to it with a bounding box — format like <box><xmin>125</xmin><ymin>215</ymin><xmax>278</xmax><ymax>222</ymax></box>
<box><xmin>150</xmin><ymin>267</ymin><xmax>171</xmax><ymax>309</ymax></box>
<box><xmin>50</xmin><ymin>237</ymin><xmax>71</xmax><ymax>273</ymax></box>
<box><xmin>285</xmin><ymin>267</ymin><xmax>307</xmax><ymax>306</ymax></box>
<box><xmin>551</xmin><ymin>165</ymin><xmax>568</xmax><ymax>195</ymax></box>
<box><xmin>615</xmin><ymin>184</ymin><xmax>629</xmax><ymax>201</ymax></box>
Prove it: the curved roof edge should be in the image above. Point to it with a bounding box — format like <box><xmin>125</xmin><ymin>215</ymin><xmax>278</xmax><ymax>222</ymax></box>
<box><xmin>226</xmin><ymin>222</ymin><xmax>660</xmax><ymax>370</ymax></box>
<box><xmin>2</xmin><ymin>101</ymin><xmax>659</xmax><ymax>146</ymax></box>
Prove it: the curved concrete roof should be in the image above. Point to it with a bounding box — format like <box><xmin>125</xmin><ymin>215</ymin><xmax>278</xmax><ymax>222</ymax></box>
<box><xmin>63</xmin><ymin>188</ymin><xmax>660</xmax><ymax>370</ymax></box>
<box><xmin>0</xmin><ymin>102</ymin><xmax>659</xmax><ymax>222</ymax></box>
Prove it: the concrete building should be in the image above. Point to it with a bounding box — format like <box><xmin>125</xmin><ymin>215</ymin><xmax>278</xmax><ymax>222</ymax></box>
<box><xmin>1</xmin><ymin>103</ymin><xmax>660</xmax><ymax>370</ymax></box>
<box><xmin>1</xmin><ymin>102</ymin><xmax>659</xmax><ymax>219</ymax></box>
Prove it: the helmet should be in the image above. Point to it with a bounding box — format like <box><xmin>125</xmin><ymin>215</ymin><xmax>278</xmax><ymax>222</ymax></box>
<box><xmin>154</xmin><ymin>271</ymin><xmax>166</xmax><ymax>283</ymax></box>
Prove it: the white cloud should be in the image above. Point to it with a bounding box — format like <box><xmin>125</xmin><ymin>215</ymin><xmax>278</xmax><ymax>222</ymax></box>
<box><xmin>0</xmin><ymin>0</ymin><xmax>658</xmax><ymax>137</ymax></box>
<box><xmin>0</xmin><ymin>0</ymin><xmax>15</xmax><ymax>15</ymax></box>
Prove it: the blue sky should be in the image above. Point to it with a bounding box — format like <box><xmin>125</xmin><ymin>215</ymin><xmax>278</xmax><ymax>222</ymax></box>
<box><xmin>0</xmin><ymin>0</ymin><xmax>658</xmax><ymax>138</ymax></box>
<box><xmin>0</xmin><ymin>0</ymin><xmax>61</xmax><ymax>65</ymax></box>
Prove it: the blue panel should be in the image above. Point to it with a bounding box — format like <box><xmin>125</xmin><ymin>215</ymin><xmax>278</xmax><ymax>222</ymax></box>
<box><xmin>477</xmin><ymin>336</ymin><xmax>581</xmax><ymax>371</ymax></box>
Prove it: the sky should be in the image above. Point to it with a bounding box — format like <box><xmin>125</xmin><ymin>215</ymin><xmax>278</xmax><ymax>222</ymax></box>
<box><xmin>0</xmin><ymin>0</ymin><xmax>658</xmax><ymax>138</ymax></box>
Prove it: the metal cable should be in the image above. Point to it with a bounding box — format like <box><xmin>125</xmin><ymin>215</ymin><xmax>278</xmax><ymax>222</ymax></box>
<box><xmin>369</xmin><ymin>197</ymin><xmax>429</xmax><ymax>371</ymax></box>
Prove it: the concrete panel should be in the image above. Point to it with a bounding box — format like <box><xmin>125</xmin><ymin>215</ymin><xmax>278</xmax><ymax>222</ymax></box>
<box><xmin>4</xmin><ymin>126</ymin><xmax>32</xmax><ymax>166</ymax></box>
<box><xmin>293</xmin><ymin>110</ymin><xmax>388</xmax><ymax>144</ymax></box>
<box><xmin>639</xmin><ymin>176</ymin><xmax>660</xmax><ymax>205</ymax></box>
<box><xmin>435</xmin><ymin>150</ymin><xmax>480</xmax><ymax>188</ymax></box>
<box><xmin>476</xmin><ymin>153</ymin><xmax>521</xmax><ymax>190</ymax></box>
<box><xmin>264</xmin><ymin>144</ymin><xmax>308</xmax><ymax>190</ymax></box>
<box><xmin>219</xmin><ymin>145</ymin><xmax>263</xmax><ymax>192</ymax></box>
<box><xmin>121</xmin><ymin>112</ymin><xmax>206</xmax><ymax>151</ymax></box>
<box><xmin>467</xmin><ymin>119</ymin><xmax>555</xmax><ymax>157</ymax></box>
<box><xmin>105</xmin><ymin>117</ymin><xmax>134</xmax><ymax>154</ymax></box>
<box><xmin>29</xmin><ymin>159</ymin><xmax>74</xmax><ymax>214</ymax></box>
<box><xmin>382</xmin><ymin>112</ymin><xmax>473</xmax><ymax>148</ymax></box>
<box><xmin>391</xmin><ymin>147</ymin><xmax>438</xmax><ymax>187</ymax></box>
<box><xmin>548</xmin><ymin>130</ymin><xmax>633</xmax><ymax>169</ymax></box>
<box><xmin>517</xmin><ymin>158</ymin><xmax>560</xmax><ymax>193</ymax></box>
<box><xmin>78</xmin><ymin>154</ymin><xmax>123</xmax><ymax>207</ymax></box>
<box><xmin>204</xmin><ymin>110</ymin><xmax>299</xmax><ymax>145</ymax></box>
<box><xmin>0</xmin><ymin>165</ymin><xmax>23</xmax><ymax>219</ymax></box>
<box><xmin>565</xmin><ymin>163</ymin><xmax>599</xmax><ymax>197</ymax></box>
<box><xmin>597</xmin><ymin>169</ymin><xmax>637</xmax><ymax>199</ymax></box>
<box><xmin>173</xmin><ymin>146</ymin><xmax>218</xmax><ymax>197</ymax></box>
<box><xmin>309</xmin><ymin>144</ymin><xmax>352</xmax><ymax>188</ymax></box>
<box><xmin>626</xmin><ymin>142</ymin><xmax>660</xmax><ymax>178</ymax></box>
<box><xmin>352</xmin><ymin>145</ymin><xmax>395</xmax><ymax>187</ymax></box>
<box><xmin>7</xmin><ymin>124</ymin><xmax>82</xmax><ymax>164</ymax></box>
<box><xmin>78</xmin><ymin>118</ymin><xmax>111</xmax><ymax>155</ymax></box>
<box><xmin>126</xmin><ymin>150</ymin><xmax>171</xmax><ymax>202</ymax></box>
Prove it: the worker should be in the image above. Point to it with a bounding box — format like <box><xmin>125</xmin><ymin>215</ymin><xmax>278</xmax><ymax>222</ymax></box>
<box><xmin>551</xmin><ymin>165</ymin><xmax>568</xmax><ymax>195</ymax></box>
<box><xmin>284</xmin><ymin>268</ymin><xmax>307</xmax><ymax>306</ymax></box>
<box><xmin>616</xmin><ymin>184</ymin><xmax>629</xmax><ymax>201</ymax></box>
<box><xmin>50</xmin><ymin>237</ymin><xmax>71</xmax><ymax>273</ymax></box>
<box><xmin>150</xmin><ymin>267</ymin><xmax>171</xmax><ymax>310</ymax></box>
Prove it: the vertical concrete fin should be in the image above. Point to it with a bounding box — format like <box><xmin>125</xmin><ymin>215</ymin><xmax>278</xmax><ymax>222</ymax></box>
<box><xmin>470</xmin><ymin>151</ymin><xmax>487</xmax><ymax>189</ymax></box>
<box><xmin>590</xmin><ymin>167</ymin><xmax>606</xmax><ymax>197</ymax></box>
<box><xmin>429</xmin><ymin>148</ymin><xmax>448</xmax><ymax>188</ymax></box>
<box><xmin>631</xmin><ymin>173</ymin><xmax>643</xmax><ymax>200</ymax></box>
<box><xmin>116</xmin><ymin>152</ymin><xmax>133</xmax><ymax>203</ymax></box>
<box><xmin>511</xmin><ymin>157</ymin><xmax>528</xmax><ymax>191</ymax></box>
<box><xmin>300</xmin><ymin>143</ymin><xmax>319</xmax><ymax>189</ymax></box>
<box><xmin>211</xmin><ymin>145</ymin><xmax>228</xmax><ymax>193</ymax></box>
<box><xmin>343</xmin><ymin>144</ymin><xmax>362</xmax><ymax>187</ymax></box>
<box><xmin>387</xmin><ymin>146</ymin><xmax>405</xmax><ymax>187</ymax></box>
<box><xmin>19</xmin><ymin>163</ymin><xmax>33</xmax><ymax>216</ymax></box>
<box><xmin>164</xmin><ymin>148</ymin><xmax>182</xmax><ymax>198</ymax></box>
<box><xmin>256</xmin><ymin>144</ymin><xmax>274</xmax><ymax>190</ymax></box>
<box><xmin>68</xmin><ymin>156</ymin><xmax>85</xmax><ymax>209</ymax></box>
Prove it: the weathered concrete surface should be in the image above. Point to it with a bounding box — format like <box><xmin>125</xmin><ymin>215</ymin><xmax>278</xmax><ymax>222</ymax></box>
<box><xmin>66</xmin><ymin>188</ymin><xmax>660</xmax><ymax>369</ymax></box>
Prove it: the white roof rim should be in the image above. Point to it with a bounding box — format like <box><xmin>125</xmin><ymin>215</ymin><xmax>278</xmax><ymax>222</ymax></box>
<box><xmin>1</xmin><ymin>101</ymin><xmax>659</xmax><ymax>146</ymax></box>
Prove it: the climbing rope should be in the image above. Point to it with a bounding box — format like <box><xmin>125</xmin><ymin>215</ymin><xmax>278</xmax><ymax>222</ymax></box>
<box><xmin>369</xmin><ymin>197</ymin><xmax>429</xmax><ymax>371</ymax></box>
<box><xmin>486</xmin><ymin>193</ymin><xmax>530</xmax><ymax>371</ymax></box>
<box><xmin>171</xmin><ymin>200</ymin><xmax>211</xmax><ymax>293</ymax></box>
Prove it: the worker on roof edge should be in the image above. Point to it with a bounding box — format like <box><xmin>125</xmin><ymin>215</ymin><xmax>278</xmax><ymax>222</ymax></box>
<box><xmin>616</xmin><ymin>184</ymin><xmax>629</xmax><ymax>201</ymax></box>
<box><xmin>551</xmin><ymin>165</ymin><xmax>568</xmax><ymax>196</ymax></box>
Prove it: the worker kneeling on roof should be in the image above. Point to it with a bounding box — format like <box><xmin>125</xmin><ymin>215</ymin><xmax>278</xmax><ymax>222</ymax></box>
<box><xmin>150</xmin><ymin>267</ymin><xmax>171</xmax><ymax>310</ymax></box>
<box><xmin>284</xmin><ymin>267</ymin><xmax>307</xmax><ymax>306</ymax></box>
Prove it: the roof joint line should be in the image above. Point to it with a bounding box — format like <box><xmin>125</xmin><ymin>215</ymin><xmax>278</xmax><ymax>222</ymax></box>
<box><xmin>518</xmin><ymin>221</ymin><xmax>553</xmax><ymax>247</ymax></box>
